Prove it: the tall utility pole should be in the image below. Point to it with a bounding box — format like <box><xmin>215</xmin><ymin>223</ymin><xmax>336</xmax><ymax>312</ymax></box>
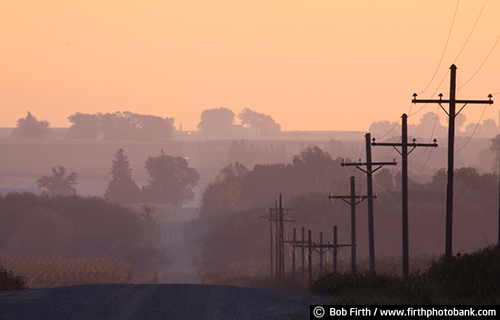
<box><xmin>412</xmin><ymin>64</ymin><xmax>493</xmax><ymax>256</ymax></box>
<box><xmin>329</xmin><ymin>176</ymin><xmax>372</xmax><ymax>272</ymax></box>
<box><xmin>372</xmin><ymin>113</ymin><xmax>437</xmax><ymax>278</ymax></box>
<box><xmin>341</xmin><ymin>134</ymin><xmax>396</xmax><ymax>273</ymax></box>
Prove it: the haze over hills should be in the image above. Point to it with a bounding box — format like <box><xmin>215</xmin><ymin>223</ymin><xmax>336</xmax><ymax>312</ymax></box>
<box><xmin>0</xmin><ymin>124</ymin><xmax>497</xmax><ymax>205</ymax></box>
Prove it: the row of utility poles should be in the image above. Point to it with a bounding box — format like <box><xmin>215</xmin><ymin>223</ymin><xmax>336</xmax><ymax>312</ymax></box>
<box><xmin>286</xmin><ymin>226</ymin><xmax>350</xmax><ymax>288</ymax></box>
<box><xmin>261</xmin><ymin>64</ymin><xmax>495</xmax><ymax>281</ymax></box>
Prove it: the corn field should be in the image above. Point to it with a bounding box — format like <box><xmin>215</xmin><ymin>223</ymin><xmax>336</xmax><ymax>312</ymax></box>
<box><xmin>0</xmin><ymin>256</ymin><xmax>134</xmax><ymax>289</ymax></box>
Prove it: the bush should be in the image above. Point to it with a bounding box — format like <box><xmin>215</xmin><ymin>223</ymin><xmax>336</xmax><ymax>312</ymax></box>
<box><xmin>425</xmin><ymin>245</ymin><xmax>500</xmax><ymax>301</ymax></box>
<box><xmin>0</xmin><ymin>265</ymin><xmax>28</xmax><ymax>291</ymax></box>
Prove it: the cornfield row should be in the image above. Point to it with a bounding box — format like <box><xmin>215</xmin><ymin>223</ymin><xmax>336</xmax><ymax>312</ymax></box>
<box><xmin>0</xmin><ymin>256</ymin><xmax>133</xmax><ymax>289</ymax></box>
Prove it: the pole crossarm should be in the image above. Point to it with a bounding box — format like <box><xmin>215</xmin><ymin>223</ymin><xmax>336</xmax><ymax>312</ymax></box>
<box><xmin>372</xmin><ymin>139</ymin><xmax>438</xmax><ymax>156</ymax></box>
<box><xmin>342</xmin><ymin>159</ymin><xmax>397</xmax><ymax>174</ymax></box>
<box><xmin>329</xmin><ymin>194</ymin><xmax>375</xmax><ymax>206</ymax></box>
<box><xmin>412</xmin><ymin>95</ymin><xmax>493</xmax><ymax>117</ymax></box>
<box><xmin>412</xmin><ymin>98</ymin><xmax>493</xmax><ymax>105</ymax></box>
<box><xmin>284</xmin><ymin>241</ymin><xmax>352</xmax><ymax>248</ymax></box>
<box><xmin>260</xmin><ymin>214</ymin><xmax>295</xmax><ymax>222</ymax></box>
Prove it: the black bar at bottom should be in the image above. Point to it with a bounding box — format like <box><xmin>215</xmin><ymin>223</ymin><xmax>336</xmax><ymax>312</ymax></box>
<box><xmin>310</xmin><ymin>305</ymin><xmax>498</xmax><ymax>318</ymax></box>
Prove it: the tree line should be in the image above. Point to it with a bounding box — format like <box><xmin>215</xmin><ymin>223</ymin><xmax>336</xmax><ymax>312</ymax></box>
<box><xmin>8</xmin><ymin>107</ymin><xmax>281</xmax><ymax>140</ymax></box>
<box><xmin>369</xmin><ymin>112</ymin><xmax>499</xmax><ymax>139</ymax></box>
<box><xmin>197</xmin><ymin>136</ymin><xmax>500</xmax><ymax>272</ymax></box>
<box><xmin>37</xmin><ymin>148</ymin><xmax>200</xmax><ymax>206</ymax></box>
<box><xmin>0</xmin><ymin>193</ymin><xmax>165</xmax><ymax>271</ymax></box>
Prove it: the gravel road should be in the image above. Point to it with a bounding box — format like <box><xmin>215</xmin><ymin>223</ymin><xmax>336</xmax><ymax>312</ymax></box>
<box><xmin>0</xmin><ymin>283</ymin><xmax>332</xmax><ymax>320</ymax></box>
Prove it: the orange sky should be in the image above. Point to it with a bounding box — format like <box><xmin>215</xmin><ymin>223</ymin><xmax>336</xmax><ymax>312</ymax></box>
<box><xmin>1</xmin><ymin>0</ymin><xmax>499</xmax><ymax>132</ymax></box>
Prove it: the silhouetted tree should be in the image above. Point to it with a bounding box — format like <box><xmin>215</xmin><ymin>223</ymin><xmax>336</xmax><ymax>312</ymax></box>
<box><xmin>65</xmin><ymin>113</ymin><xmax>100</xmax><ymax>139</ymax></box>
<box><xmin>10</xmin><ymin>112</ymin><xmax>50</xmax><ymax>139</ymax></box>
<box><xmin>413</xmin><ymin>112</ymin><xmax>446</xmax><ymax>138</ymax></box>
<box><xmin>201</xmin><ymin>162</ymin><xmax>248</xmax><ymax>216</ymax></box>
<box><xmin>481</xmin><ymin>119</ymin><xmax>498</xmax><ymax>136</ymax></box>
<box><xmin>143</xmin><ymin>151</ymin><xmax>200</xmax><ymax>205</ymax></box>
<box><xmin>97</xmin><ymin>111</ymin><xmax>175</xmax><ymax>141</ymax></box>
<box><xmin>368</xmin><ymin>120</ymin><xmax>400</xmax><ymax>139</ymax></box>
<box><xmin>36</xmin><ymin>166</ymin><xmax>78</xmax><ymax>195</ymax></box>
<box><xmin>237</xmin><ymin>108</ymin><xmax>281</xmax><ymax>136</ymax></box>
<box><xmin>104</xmin><ymin>148</ymin><xmax>141</xmax><ymax>203</ymax></box>
<box><xmin>197</xmin><ymin>108</ymin><xmax>235</xmax><ymax>138</ymax></box>
<box><xmin>291</xmin><ymin>146</ymin><xmax>336</xmax><ymax>191</ymax></box>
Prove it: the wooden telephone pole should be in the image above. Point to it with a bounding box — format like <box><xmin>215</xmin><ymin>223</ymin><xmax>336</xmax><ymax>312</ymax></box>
<box><xmin>261</xmin><ymin>194</ymin><xmax>294</xmax><ymax>280</ymax></box>
<box><xmin>329</xmin><ymin>176</ymin><xmax>373</xmax><ymax>272</ymax></box>
<box><xmin>412</xmin><ymin>64</ymin><xmax>493</xmax><ymax>256</ymax></box>
<box><xmin>372</xmin><ymin>113</ymin><xmax>437</xmax><ymax>277</ymax></box>
<box><xmin>341</xmin><ymin>134</ymin><xmax>396</xmax><ymax>273</ymax></box>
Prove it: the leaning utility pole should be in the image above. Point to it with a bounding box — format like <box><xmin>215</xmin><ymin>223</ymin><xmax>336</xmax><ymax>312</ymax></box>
<box><xmin>372</xmin><ymin>113</ymin><xmax>437</xmax><ymax>278</ymax></box>
<box><xmin>412</xmin><ymin>64</ymin><xmax>493</xmax><ymax>256</ymax></box>
<box><xmin>341</xmin><ymin>135</ymin><xmax>396</xmax><ymax>273</ymax></box>
<box><xmin>329</xmin><ymin>176</ymin><xmax>372</xmax><ymax>272</ymax></box>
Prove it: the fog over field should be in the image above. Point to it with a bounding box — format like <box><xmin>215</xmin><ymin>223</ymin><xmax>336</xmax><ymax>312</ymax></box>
<box><xmin>0</xmin><ymin>127</ymin><xmax>497</xmax><ymax>197</ymax></box>
<box><xmin>0</xmin><ymin>124</ymin><xmax>498</xmax><ymax>289</ymax></box>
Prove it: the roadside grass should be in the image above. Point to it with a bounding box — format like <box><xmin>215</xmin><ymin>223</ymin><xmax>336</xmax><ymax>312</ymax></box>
<box><xmin>310</xmin><ymin>245</ymin><xmax>500</xmax><ymax>305</ymax></box>
<box><xmin>196</xmin><ymin>246</ymin><xmax>500</xmax><ymax>305</ymax></box>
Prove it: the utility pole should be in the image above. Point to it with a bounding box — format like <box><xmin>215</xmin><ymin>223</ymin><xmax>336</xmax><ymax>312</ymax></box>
<box><xmin>329</xmin><ymin>176</ymin><xmax>372</xmax><ymax>272</ymax></box>
<box><xmin>341</xmin><ymin>135</ymin><xmax>396</xmax><ymax>273</ymax></box>
<box><xmin>286</xmin><ymin>229</ymin><xmax>350</xmax><ymax>286</ymax></box>
<box><xmin>372</xmin><ymin>113</ymin><xmax>437</xmax><ymax>277</ymax></box>
<box><xmin>261</xmin><ymin>194</ymin><xmax>294</xmax><ymax>280</ymax></box>
<box><xmin>412</xmin><ymin>64</ymin><xmax>493</xmax><ymax>256</ymax></box>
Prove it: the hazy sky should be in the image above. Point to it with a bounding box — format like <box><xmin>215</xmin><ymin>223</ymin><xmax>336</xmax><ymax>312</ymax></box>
<box><xmin>1</xmin><ymin>0</ymin><xmax>499</xmax><ymax>131</ymax></box>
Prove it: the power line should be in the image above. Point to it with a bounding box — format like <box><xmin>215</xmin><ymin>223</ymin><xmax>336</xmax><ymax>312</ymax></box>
<box><xmin>453</xmin><ymin>0</ymin><xmax>487</xmax><ymax>64</ymax></box>
<box><xmin>411</xmin><ymin>146</ymin><xmax>436</xmax><ymax>180</ymax></box>
<box><xmin>410</xmin><ymin>70</ymin><xmax>450</xmax><ymax>118</ymax></box>
<box><xmin>455</xmin><ymin>104</ymin><xmax>488</xmax><ymax>154</ymax></box>
<box><xmin>416</xmin><ymin>0</ymin><xmax>460</xmax><ymax>95</ymax></box>
<box><xmin>457</xmin><ymin>33</ymin><xmax>500</xmax><ymax>90</ymax></box>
